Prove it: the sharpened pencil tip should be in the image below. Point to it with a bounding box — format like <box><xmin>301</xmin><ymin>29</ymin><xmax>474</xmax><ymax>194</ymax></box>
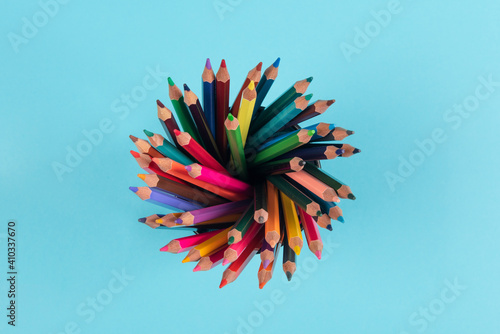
<box><xmin>304</xmin><ymin>93</ymin><xmax>313</xmax><ymax>101</ymax></box>
<box><xmin>327</xmin><ymin>224</ymin><xmax>333</xmax><ymax>231</ymax></box>
<box><xmin>222</xmin><ymin>258</ymin><xmax>230</xmax><ymax>266</ymax></box>
<box><xmin>205</xmin><ymin>58</ymin><xmax>212</xmax><ymax>70</ymax></box>
<box><xmin>138</xmin><ymin>218</ymin><xmax>146</xmax><ymax>223</ymax></box>
<box><xmin>306</xmin><ymin>76</ymin><xmax>313</xmax><ymax>82</ymax></box>
<box><xmin>298</xmin><ymin>159</ymin><xmax>306</xmax><ymax>166</ymax></box>
<box><xmin>228</xmin><ymin>113</ymin><xmax>234</xmax><ymax>121</ymax></box>
<box><xmin>353</xmin><ymin>148</ymin><xmax>361</xmax><ymax>154</ymax></box>
<box><xmin>181</xmin><ymin>257</ymin><xmax>190</xmax><ymax>263</ymax></box>
<box><xmin>259</xmin><ymin>282</ymin><xmax>266</xmax><ymax>289</ymax></box>
<box><xmin>273</xmin><ymin>57</ymin><xmax>280</xmax><ymax>67</ymax></box>
<box><xmin>183</xmin><ymin>83</ymin><xmax>190</xmax><ymax>91</ymax></box>
<box><xmin>160</xmin><ymin>245</ymin><xmax>168</xmax><ymax>252</ymax></box>
<box><xmin>175</xmin><ymin>218</ymin><xmax>182</xmax><ymax>225</ymax></box>
<box><xmin>137</xmin><ymin>174</ymin><xmax>146</xmax><ymax>181</ymax></box>
<box><xmin>336</xmin><ymin>149</ymin><xmax>345</xmax><ymax>155</ymax></box>
<box><xmin>263</xmin><ymin>259</ymin><xmax>270</xmax><ymax>269</ymax></box>
<box><xmin>156</xmin><ymin>99</ymin><xmax>165</xmax><ymax>108</ymax></box>
<box><xmin>338</xmin><ymin>216</ymin><xmax>345</xmax><ymax>223</ymax></box>
<box><xmin>256</xmin><ymin>62</ymin><xmax>263</xmax><ymax>71</ymax></box>
<box><xmin>315</xmin><ymin>250</ymin><xmax>322</xmax><ymax>260</ymax></box>
<box><xmin>129</xmin><ymin>186</ymin><xmax>138</xmax><ymax>193</ymax></box>
<box><xmin>155</xmin><ymin>218</ymin><xmax>162</xmax><ymax>224</ymax></box>
<box><xmin>185</xmin><ymin>165</ymin><xmax>192</xmax><ymax>172</ymax></box>
<box><xmin>286</xmin><ymin>272</ymin><xmax>293</xmax><ymax>281</ymax></box>
<box><xmin>258</xmin><ymin>216</ymin><xmax>264</xmax><ymax>224</ymax></box>
<box><xmin>143</xmin><ymin>129</ymin><xmax>154</xmax><ymax>137</ymax></box>
<box><xmin>327</xmin><ymin>99</ymin><xmax>335</xmax><ymax>106</ymax></box>
<box><xmin>307</xmin><ymin>130</ymin><xmax>315</xmax><ymax>136</ymax></box>
<box><xmin>219</xmin><ymin>279</ymin><xmax>228</xmax><ymax>288</ymax></box>
<box><xmin>293</xmin><ymin>246</ymin><xmax>301</xmax><ymax>255</ymax></box>
<box><xmin>248</xmin><ymin>80</ymin><xmax>255</xmax><ymax>90</ymax></box>
<box><xmin>228</xmin><ymin>236</ymin><xmax>235</xmax><ymax>245</ymax></box>
<box><xmin>130</xmin><ymin>150</ymin><xmax>140</xmax><ymax>158</ymax></box>
<box><xmin>193</xmin><ymin>265</ymin><xmax>201</xmax><ymax>272</ymax></box>
<box><xmin>348</xmin><ymin>193</ymin><xmax>356</xmax><ymax>200</ymax></box>
<box><xmin>221</xmin><ymin>59</ymin><xmax>226</xmax><ymax>68</ymax></box>
<box><xmin>129</xmin><ymin>135</ymin><xmax>138</xmax><ymax>142</ymax></box>
<box><xmin>347</xmin><ymin>130</ymin><xmax>355</xmax><ymax>135</ymax></box>
<box><xmin>316</xmin><ymin>211</ymin><xmax>323</xmax><ymax>216</ymax></box>
<box><xmin>167</xmin><ymin>77</ymin><xmax>174</xmax><ymax>86</ymax></box>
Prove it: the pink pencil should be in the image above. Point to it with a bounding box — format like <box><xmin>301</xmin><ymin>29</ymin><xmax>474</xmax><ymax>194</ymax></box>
<box><xmin>298</xmin><ymin>207</ymin><xmax>323</xmax><ymax>259</ymax></box>
<box><xmin>223</xmin><ymin>222</ymin><xmax>264</xmax><ymax>265</ymax></box>
<box><xmin>185</xmin><ymin>163</ymin><xmax>253</xmax><ymax>195</ymax></box>
<box><xmin>160</xmin><ymin>229</ymin><xmax>220</xmax><ymax>253</ymax></box>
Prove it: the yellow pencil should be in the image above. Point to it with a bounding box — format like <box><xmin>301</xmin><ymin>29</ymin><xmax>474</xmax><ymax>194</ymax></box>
<box><xmin>280</xmin><ymin>191</ymin><xmax>303</xmax><ymax>255</ymax></box>
<box><xmin>182</xmin><ymin>226</ymin><xmax>232</xmax><ymax>263</ymax></box>
<box><xmin>238</xmin><ymin>80</ymin><xmax>257</xmax><ymax>145</ymax></box>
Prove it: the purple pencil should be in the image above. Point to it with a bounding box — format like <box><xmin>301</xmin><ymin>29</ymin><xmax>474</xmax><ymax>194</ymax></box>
<box><xmin>259</xmin><ymin>238</ymin><xmax>275</xmax><ymax>269</ymax></box>
<box><xmin>129</xmin><ymin>187</ymin><xmax>203</xmax><ymax>211</ymax></box>
<box><xmin>176</xmin><ymin>199</ymin><xmax>252</xmax><ymax>226</ymax></box>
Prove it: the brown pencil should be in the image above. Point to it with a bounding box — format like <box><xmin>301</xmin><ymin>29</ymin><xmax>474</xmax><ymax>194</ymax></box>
<box><xmin>156</xmin><ymin>99</ymin><xmax>182</xmax><ymax>149</ymax></box>
<box><xmin>129</xmin><ymin>135</ymin><xmax>164</xmax><ymax>158</ymax></box>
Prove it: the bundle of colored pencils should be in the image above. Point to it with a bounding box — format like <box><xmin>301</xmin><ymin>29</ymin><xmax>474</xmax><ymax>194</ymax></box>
<box><xmin>130</xmin><ymin>58</ymin><xmax>359</xmax><ymax>288</ymax></box>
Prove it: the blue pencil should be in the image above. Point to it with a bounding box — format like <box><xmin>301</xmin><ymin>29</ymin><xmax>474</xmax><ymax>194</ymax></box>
<box><xmin>254</xmin><ymin>57</ymin><xmax>280</xmax><ymax>116</ymax></box>
<box><xmin>202</xmin><ymin>58</ymin><xmax>216</xmax><ymax>135</ymax></box>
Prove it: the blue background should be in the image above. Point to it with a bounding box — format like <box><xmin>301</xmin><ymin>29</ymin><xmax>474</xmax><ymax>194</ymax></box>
<box><xmin>1</xmin><ymin>0</ymin><xmax>499</xmax><ymax>333</ymax></box>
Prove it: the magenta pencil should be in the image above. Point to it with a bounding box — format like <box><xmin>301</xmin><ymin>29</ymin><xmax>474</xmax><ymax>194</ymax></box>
<box><xmin>176</xmin><ymin>199</ymin><xmax>252</xmax><ymax>226</ymax></box>
<box><xmin>160</xmin><ymin>229</ymin><xmax>221</xmax><ymax>253</ymax></box>
<box><xmin>185</xmin><ymin>163</ymin><xmax>253</xmax><ymax>195</ymax></box>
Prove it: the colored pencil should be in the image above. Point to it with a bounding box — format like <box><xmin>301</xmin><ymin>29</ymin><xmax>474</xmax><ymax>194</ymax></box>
<box><xmin>238</xmin><ymin>80</ymin><xmax>257</xmax><ymax>145</ymax></box>
<box><xmin>160</xmin><ymin>229</ymin><xmax>221</xmax><ymax>253</ymax></box>
<box><xmin>285</xmin><ymin>170</ymin><xmax>338</xmax><ymax>202</ymax></box>
<box><xmin>258</xmin><ymin>244</ymin><xmax>280</xmax><ymax>289</ymax></box>
<box><xmin>129</xmin><ymin>135</ymin><xmax>163</xmax><ymax>158</ymax></box>
<box><xmin>138</xmin><ymin>173</ymin><xmax>227</xmax><ymax>206</ymax></box>
<box><xmin>296</xmin><ymin>183</ymin><xmax>344</xmax><ymax>223</ymax></box>
<box><xmin>202</xmin><ymin>58</ymin><xmax>216</xmax><ymax>135</ymax></box>
<box><xmin>129</xmin><ymin>186</ymin><xmax>203</xmax><ymax>211</ymax></box>
<box><xmin>250</xmin><ymin>77</ymin><xmax>312</xmax><ymax>133</ymax></box>
<box><xmin>255</xmin><ymin>157</ymin><xmax>305</xmax><ymax>175</ymax></box>
<box><xmin>144</xmin><ymin>129</ymin><xmax>194</xmax><ymax>166</ymax></box>
<box><xmin>138</xmin><ymin>214</ymin><xmax>165</xmax><ymax>229</ymax></box>
<box><xmin>253</xmin><ymin>182</ymin><xmax>268</xmax><ymax>224</ymax></box>
<box><xmin>176</xmin><ymin>199</ymin><xmax>251</xmax><ymax>226</ymax></box>
<box><xmin>182</xmin><ymin>226</ymin><xmax>232</xmax><ymax>263</ymax></box>
<box><xmin>286</xmin><ymin>99</ymin><xmax>335</xmax><ymax>127</ymax></box>
<box><xmin>156</xmin><ymin>99</ymin><xmax>182</xmax><ymax>149</ymax></box>
<box><xmin>215</xmin><ymin>59</ymin><xmax>230</xmax><ymax>160</ymax></box>
<box><xmin>313</xmin><ymin>127</ymin><xmax>354</xmax><ymax>142</ymax></box>
<box><xmin>315</xmin><ymin>214</ymin><xmax>332</xmax><ymax>231</ymax></box>
<box><xmin>303</xmin><ymin>162</ymin><xmax>356</xmax><ymax>200</ymax></box>
<box><xmin>247</xmin><ymin>94</ymin><xmax>313</xmax><ymax>150</ymax></box>
<box><xmin>227</xmin><ymin>204</ymin><xmax>254</xmax><ymax>245</ymax></box>
<box><xmin>254</xmin><ymin>57</ymin><xmax>280</xmax><ymax>114</ymax></box>
<box><xmin>301</xmin><ymin>123</ymin><xmax>336</xmax><ymax>141</ymax></box>
<box><xmin>185</xmin><ymin>163</ymin><xmax>253</xmax><ymax>195</ymax></box>
<box><xmin>282</xmin><ymin>230</ymin><xmax>296</xmax><ymax>281</ymax></box>
<box><xmin>168</xmin><ymin>77</ymin><xmax>201</xmax><ymax>143</ymax></box>
<box><xmin>229</xmin><ymin>62</ymin><xmax>262</xmax><ymax>118</ymax></box>
<box><xmin>193</xmin><ymin>245</ymin><xmax>228</xmax><ymax>272</ymax></box>
<box><xmin>225</xmin><ymin>113</ymin><xmax>248</xmax><ymax>179</ymax></box>
<box><xmin>259</xmin><ymin>238</ymin><xmax>275</xmax><ymax>269</ymax></box>
<box><xmin>155</xmin><ymin>212</ymin><xmax>183</xmax><ymax>227</ymax></box>
<box><xmin>280</xmin><ymin>192</ymin><xmax>303</xmax><ymax>255</ymax></box>
<box><xmin>267</xmin><ymin>175</ymin><xmax>322</xmax><ymax>217</ymax></box>
<box><xmin>331</xmin><ymin>143</ymin><xmax>361</xmax><ymax>157</ymax></box>
<box><xmin>298</xmin><ymin>207</ymin><xmax>323</xmax><ymax>259</ymax></box>
<box><xmin>276</xmin><ymin>144</ymin><xmax>344</xmax><ymax>161</ymax></box>
<box><xmin>174</xmin><ymin>129</ymin><xmax>228</xmax><ymax>175</ymax></box>
<box><xmin>153</xmin><ymin>157</ymin><xmax>249</xmax><ymax>201</ymax></box>
<box><xmin>249</xmin><ymin>129</ymin><xmax>315</xmax><ymax>166</ymax></box>
<box><xmin>265</xmin><ymin>181</ymin><xmax>281</xmax><ymax>248</ymax></box>
<box><xmin>223</xmin><ymin>224</ymin><xmax>263</xmax><ymax>265</ymax></box>
<box><xmin>220</xmin><ymin>231</ymin><xmax>261</xmax><ymax>288</ymax></box>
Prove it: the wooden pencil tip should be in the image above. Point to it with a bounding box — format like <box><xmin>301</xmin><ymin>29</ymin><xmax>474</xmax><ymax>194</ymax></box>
<box><xmin>221</xmin><ymin>59</ymin><xmax>226</xmax><ymax>68</ymax></box>
<box><xmin>181</xmin><ymin>256</ymin><xmax>190</xmax><ymax>263</ymax></box>
<box><xmin>293</xmin><ymin>246</ymin><xmax>301</xmax><ymax>255</ymax></box>
<box><xmin>219</xmin><ymin>279</ymin><xmax>228</xmax><ymax>288</ymax></box>
<box><xmin>315</xmin><ymin>250</ymin><xmax>322</xmax><ymax>260</ymax></box>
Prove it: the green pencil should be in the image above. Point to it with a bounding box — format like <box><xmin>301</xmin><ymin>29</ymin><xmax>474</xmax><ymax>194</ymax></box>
<box><xmin>168</xmin><ymin>77</ymin><xmax>201</xmax><ymax>143</ymax></box>
<box><xmin>227</xmin><ymin>204</ymin><xmax>255</xmax><ymax>244</ymax></box>
<box><xmin>225</xmin><ymin>113</ymin><xmax>248</xmax><ymax>180</ymax></box>
<box><xmin>303</xmin><ymin>162</ymin><xmax>356</xmax><ymax>200</ymax></box>
<box><xmin>249</xmin><ymin>129</ymin><xmax>315</xmax><ymax>166</ymax></box>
